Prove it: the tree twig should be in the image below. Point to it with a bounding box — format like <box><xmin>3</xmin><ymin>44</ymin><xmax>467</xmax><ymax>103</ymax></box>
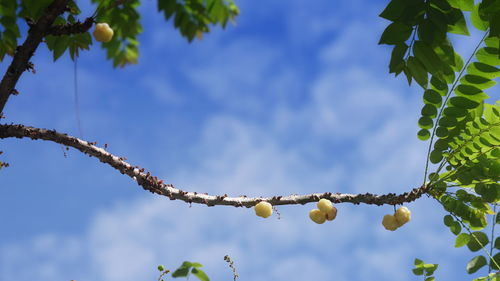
<box><xmin>0</xmin><ymin>124</ymin><xmax>430</xmax><ymax>207</ymax></box>
<box><xmin>47</xmin><ymin>16</ymin><xmax>95</xmax><ymax>36</ymax></box>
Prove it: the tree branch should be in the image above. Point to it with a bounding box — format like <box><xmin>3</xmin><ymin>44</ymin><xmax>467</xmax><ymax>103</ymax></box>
<box><xmin>0</xmin><ymin>0</ymin><xmax>69</xmax><ymax>114</ymax></box>
<box><xmin>47</xmin><ymin>17</ymin><xmax>95</xmax><ymax>36</ymax></box>
<box><xmin>0</xmin><ymin>124</ymin><xmax>430</xmax><ymax>207</ymax></box>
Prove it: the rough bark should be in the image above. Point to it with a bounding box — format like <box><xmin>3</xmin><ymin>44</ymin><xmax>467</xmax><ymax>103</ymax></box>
<box><xmin>0</xmin><ymin>124</ymin><xmax>430</xmax><ymax>207</ymax></box>
<box><xmin>0</xmin><ymin>0</ymin><xmax>70</xmax><ymax>114</ymax></box>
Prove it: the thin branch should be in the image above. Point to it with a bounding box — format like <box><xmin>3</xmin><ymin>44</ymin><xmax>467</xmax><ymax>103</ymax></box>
<box><xmin>0</xmin><ymin>0</ymin><xmax>70</xmax><ymax>114</ymax></box>
<box><xmin>0</xmin><ymin>124</ymin><xmax>430</xmax><ymax>207</ymax></box>
<box><xmin>47</xmin><ymin>16</ymin><xmax>95</xmax><ymax>36</ymax></box>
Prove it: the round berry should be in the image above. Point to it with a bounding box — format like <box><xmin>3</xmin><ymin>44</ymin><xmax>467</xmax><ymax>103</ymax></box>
<box><xmin>309</xmin><ymin>209</ymin><xmax>326</xmax><ymax>224</ymax></box>
<box><xmin>325</xmin><ymin>206</ymin><xmax>337</xmax><ymax>221</ymax></box>
<box><xmin>394</xmin><ymin>206</ymin><xmax>411</xmax><ymax>226</ymax></box>
<box><xmin>382</xmin><ymin>214</ymin><xmax>399</xmax><ymax>231</ymax></box>
<box><xmin>254</xmin><ymin>202</ymin><xmax>272</xmax><ymax>218</ymax></box>
<box><xmin>93</xmin><ymin>23</ymin><xmax>114</xmax><ymax>43</ymax></box>
<box><xmin>317</xmin><ymin>198</ymin><xmax>333</xmax><ymax>213</ymax></box>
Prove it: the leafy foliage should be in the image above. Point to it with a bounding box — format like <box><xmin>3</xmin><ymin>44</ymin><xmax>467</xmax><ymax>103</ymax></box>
<box><xmin>0</xmin><ymin>0</ymin><xmax>238</xmax><ymax>67</ymax></box>
<box><xmin>157</xmin><ymin>261</ymin><xmax>210</xmax><ymax>281</ymax></box>
<box><xmin>91</xmin><ymin>0</ymin><xmax>142</xmax><ymax>67</ymax></box>
<box><xmin>157</xmin><ymin>0</ymin><xmax>239</xmax><ymax>41</ymax></box>
<box><xmin>380</xmin><ymin>0</ymin><xmax>500</xmax><ymax>278</ymax></box>
<box><xmin>412</xmin><ymin>258</ymin><xmax>438</xmax><ymax>281</ymax></box>
<box><xmin>0</xmin><ymin>0</ymin><xmax>21</xmax><ymax>60</ymax></box>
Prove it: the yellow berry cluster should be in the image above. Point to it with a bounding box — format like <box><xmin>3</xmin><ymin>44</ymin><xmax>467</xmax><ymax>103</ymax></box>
<box><xmin>382</xmin><ymin>206</ymin><xmax>411</xmax><ymax>231</ymax></box>
<box><xmin>309</xmin><ymin>199</ymin><xmax>337</xmax><ymax>224</ymax></box>
<box><xmin>253</xmin><ymin>199</ymin><xmax>338</xmax><ymax>224</ymax></box>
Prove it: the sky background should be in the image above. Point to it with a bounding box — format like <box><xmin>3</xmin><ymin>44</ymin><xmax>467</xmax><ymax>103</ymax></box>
<box><xmin>0</xmin><ymin>0</ymin><xmax>498</xmax><ymax>280</ymax></box>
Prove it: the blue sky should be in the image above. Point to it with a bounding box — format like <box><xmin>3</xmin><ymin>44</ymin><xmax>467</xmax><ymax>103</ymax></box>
<box><xmin>0</xmin><ymin>0</ymin><xmax>497</xmax><ymax>280</ymax></box>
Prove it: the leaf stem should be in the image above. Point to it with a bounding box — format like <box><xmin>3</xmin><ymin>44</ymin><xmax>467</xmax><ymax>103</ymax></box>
<box><xmin>422</xmin><ymin>31</ymin><xmax>490</xmax><ymax>185</ymax></box>
<box><xmin>488</xmin><ymin>204</ymin><xmax>498</xmax><ymax>275</ymax></box>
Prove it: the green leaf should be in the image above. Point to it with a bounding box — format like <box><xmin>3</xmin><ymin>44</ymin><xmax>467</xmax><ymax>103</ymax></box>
<box><xmin>191</xmin><ymin>268</ymin><xmax>210</xmax><ymax>281</ymax></box>
<box><xmin>421</xmin><ymin>104</ymin><xmax>438</xmax><ymax>117</ymax></box>
<box><xmin>172</xmin><ymin>267</ymin><xmax>190</xmax><ymax>277</ymax></box>
<box><xmin>423</xmin><ymin>89</ymin><xmax>442</xmax><ymax>105</ymax></box>
<box><xmin>425</xmin><ymin>277</ymin><xmax>435</xmax><ymax>281</ymax></box>
<box><xmin>447</xmin><ymin>0</ymin><xmax>474</xmax><ymax>11</ymax></box>
<box><xmin>485</xmin><ymin>36</ymin><xmax>500</xmax><ymax>48</ymax></box>
<box><xmin>431</xmin><ymin>76</ymin><xmax>448</xmax><ymax>94</ymax></box>
<box><xmin>434</xmin><ymin>138</ymin><xmax>449</xmax><ymax>150</ymax></box>
<box><xmin>479</xmin><ymin>0</ymin><xmax>500</xmax><ymax>21</ymax></box>
<box><xmin>467</xmin><ymin>62</ymin><xmax>500</xmax><ymax>79</ymax></box>
<box><xmin>53</xmin><ymin>36</ymin><xmax>70</xmax><ymax>61</ymax></box>
<box><xmin>476</xmin><ymin>47</ymin><xmax>500</xmax><ymax>66</ymax></box>
<box><xmin>454</xmin><ymin>85</ymin><xmax>490</xmax><ymax>103</ymax></box>
<box><xmin>418</xmin><ymin>19</ymin><xmax>440</xmax><ymax>44</ymax></box>
<box><xmin>489</xmin><ymin>11</ymin><xmax>500</xmax><ymax>43</ymax></box>
<box><xmin>380</xmin><ymin>0</ymin><xmax>425</xmax><ymax>23</ymax></box>
<box><xmin>460</xmin><ymin>75</ymin><xmax>496</xmax><ymax>90</ymax></box>
<box><xmin>19</xmin><ymin>0</ymin><xmax>52</xmax><ymax>19</ymax></box>
<box><xmin>492</xmin><ymin>253</ymin><xmax>500</xmax><ymax>270</ymax></box>
<box><xmin>475</xmin><ymin>184</ymin><xmax>499</xmax><ymax>202</ymax></box>
<box><xmin>413</xmin><ymin>41</ymin><xmax>445</xmax><ymax>76</ymax></box>
<box><xmin>449</xmin><ymin>96</ymin><xmax>480</xmax><ymax>109</ymax></box>
<box><xmin>438</xmin><ymin>116</ymin><xmax>457</xmax><ymax>127</ymax></box>
<box><xmin>190</xmin><ymin>262</ymin><xmax>203</xmax><ymax>268</ymax></box>
<box><xmin>423</xmin><ymin>263</ymin><xmax>438</xmax><ymax>275</ymax></box>
<box><xmin>455</xmin><ymin>233</ymin><xmax>470</xmax><ymax>247</ymax></box>
<box><xmin>467</xmin><ymin>231</ymin><xmax>489</xmax><ymax>252</ymax></box>
<box><xmin>407</xmin><ymin>56</ymin><xmax>429</xmax><ymax>88</ymax></box>
<box><xmin>172</xmin><ymin>261</ymin><xmax>193</xmax><ymax>277</ymax></box>
<box><xmin>419</xmin><ymin>116</ymin><xmax>434</xmax><ymax>129</ymax></box>
<box><xmin>389</xmin><ymin>44</ymin><xmax>408</xmax><ymax>74</ymax></box>
<box><xmin>418</xmin><ymin>129</ymin><xmax>431</xmax><ymax>140</ymax></box>
<box><xmin>471</xmin><ymin>4</ymin><xmax>489</xmax><ymax>31</ymax></box>
<box><xmin>428</xmin><ymin>172</ymin><xmax>439</xmax><ymax>181</ymax></box>
<box><xmin>455</xmin><ymin>84</ymin><xmax>482</xmax><ymax>96</ymax></box>
<box><xmin>430</xmin><ymin>150</ymin><xmax>443</xmax><ymax>163</ymax></box>
<box><xmin>403</xmin><ymin>67</ymin><xmax>413</xmax><ymax>85</ymax></box>
<box><xmin>450</xmin><ymin>221</ymin><xmax>461</xmax><ymax>235</ymax></box>
<box><xmin>444</xmin><ymin>214</ymin><xmax>454</xmax><ymax>226</ymax></box>
<box><xmin>413</xmin><ymin>268</ymin><xmax>425</xmax><ymax>275</ymax></box>
<box><xmin>379</xmin><ymin>0</ymin><xmax>406</xmax><ymax>21</ymax></box>
<box><xmin>447</xmin><ymin>9</ymin><xmax>469</xmax><ymax>35</ymax></box>
<box><xmin>379</xmin><ymin>22</ymin><xmax>413</xmax><ymax>45</ymax></box>
<box><xmin>467</xmin><ymin>255</ymin><xmax>487</xmax><ymax>274</ymax></box>
<box><xmin>435</xmin><ymin>125</ymin><xmax>447</xmax><ymax>137</ymax></box>
<box><xmin>495</xmin><ymin>237</ymin><xmax>500</xmax><ymax>250</ymax></box>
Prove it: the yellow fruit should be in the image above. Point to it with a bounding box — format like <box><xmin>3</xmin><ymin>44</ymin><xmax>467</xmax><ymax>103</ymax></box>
<box><xmin>382</xmin><ymin>214</ymin><xmax>399</xmax><ymax>231</ymax></box>
<box><xmin>309</xmin><ymin>209</ymin><xmax>326</xmax><ymax>224</ymax></box>
<box><xmin>254</xmin><ymin>202</ymin><xmax>272</xmax><ymax>218</ymax></box>
<box><xmin>317</xmin><ymin>198</ymin><xmax>333</xmax><ymax>213</ymax></box>
<box><xmin>325</xmin><ymin>206</ymin><xmax>337</xmax><ymax>221</ymax></box>
<box><xmin>394</xmin><ymin>206</ymin><xmax>411</xmax><ymax>226</ymax></box>
<box><xmin>93</xmin><ymin>23</ymin><xmax>114</xmax><ymax>43</ymax></box>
